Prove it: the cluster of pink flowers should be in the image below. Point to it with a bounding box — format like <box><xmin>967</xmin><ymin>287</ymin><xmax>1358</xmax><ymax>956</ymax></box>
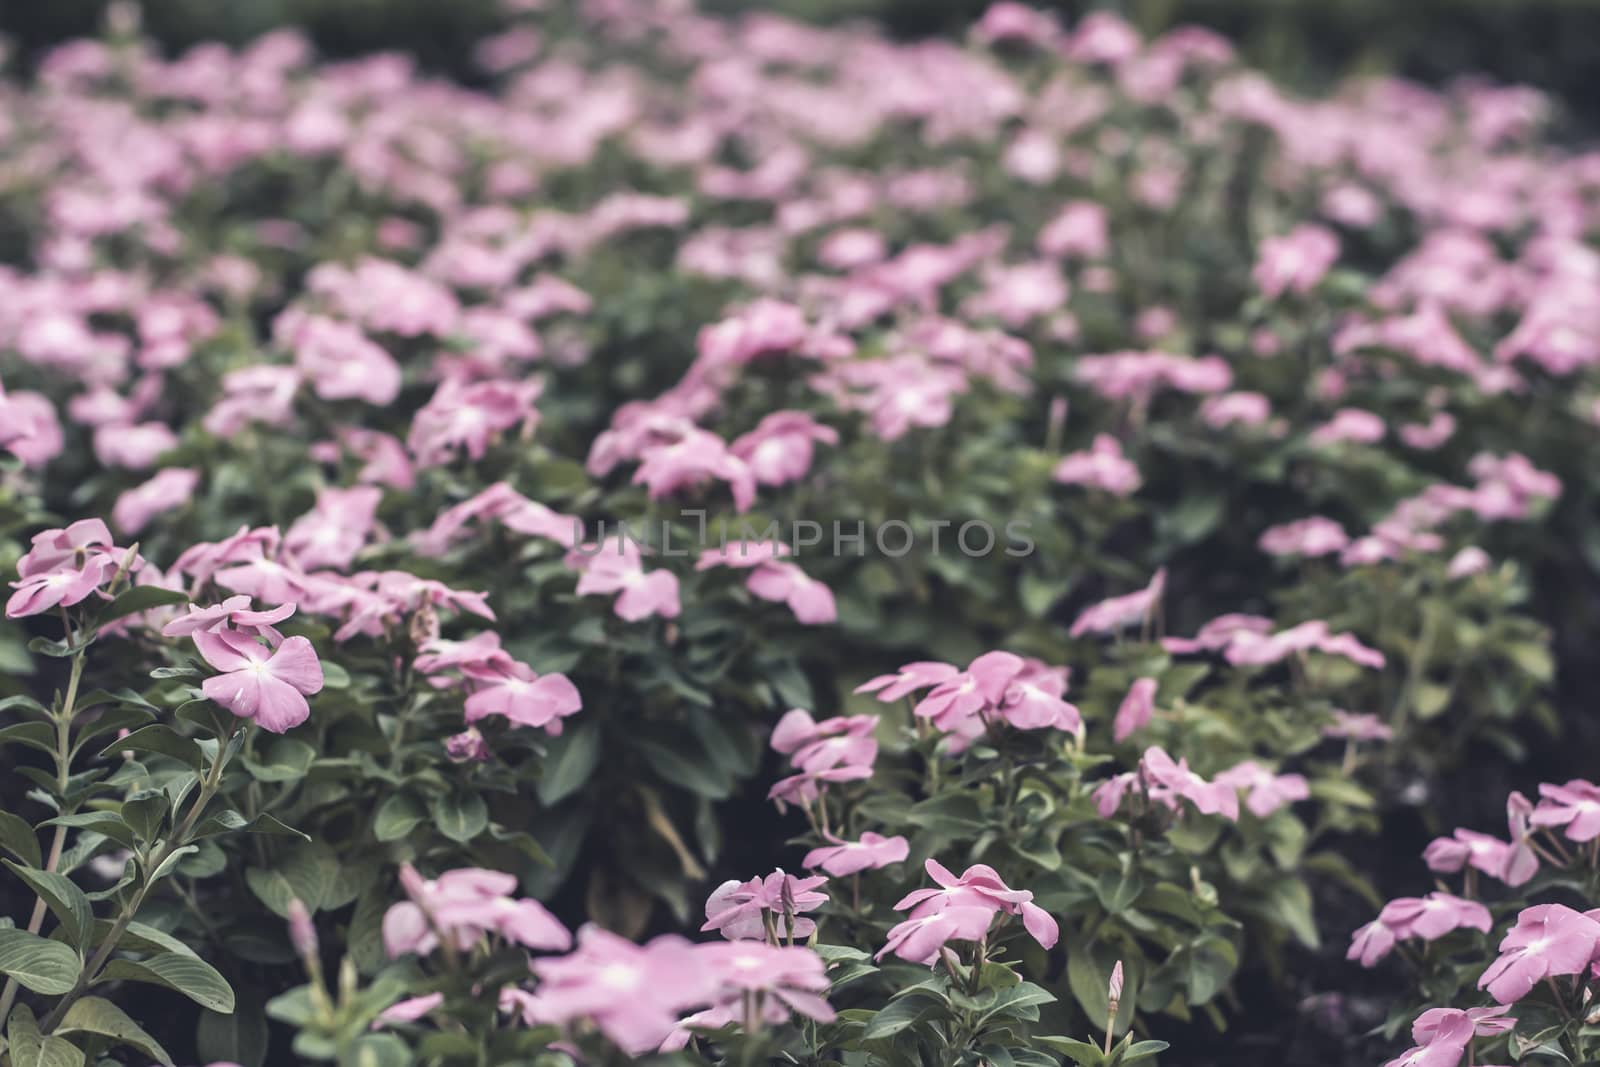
<box><xmin>415</xmin><ymin>630</ymin><xmax>582</xmax><ymax>735</ymax></box>
<box><xmin>6</xmin><ymin>518</ymin><xmax>137</xmax><ymax>618</ymax></box>
<box><xmin>879</xmin><ymin>858</ymin><xmax>1059</xmax><ymax>964</ymax></box>
<box><xmin>504</xmin><ymin>924</ymin><xmax>834</xmax><ymax>1055</ymax></box>
<box><xmin>857</xmin><ymin>650</ymin><xmax>1081</xmax><ymax>748</ymax></box>
<box><xmin>702</xmin><ymin>869</ymin><xmax>829</xmax><ymax>941</ymax></box>
<box><xmin>767</xmin><ymin>708</ymin><xmax>878</xmax><ymax>809</ymax></box>
<box><xmin>382</xmin><ymin>863</ymin><xmax>571</xmax><ymax>958</ymax></box>
<box><xmin>1053</xmin><ymin>433</ymin><xmax>1142</xmax><ymax>496</ymax></box>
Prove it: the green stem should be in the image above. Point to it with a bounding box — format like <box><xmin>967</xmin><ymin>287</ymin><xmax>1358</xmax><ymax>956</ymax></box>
<box><xmin>0</xmin><ymin>645</ymin><xmax>86</xmax><ymax>1022</ymax></box>
<box><xmin>41</xmin><ymin>730</ymin><xmax>233</xmax><ymax>1033</ymax></box>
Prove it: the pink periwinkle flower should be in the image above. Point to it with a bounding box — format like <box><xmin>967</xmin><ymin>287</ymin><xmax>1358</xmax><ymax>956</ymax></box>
<box><xmin>408</xmin><ymin>378</ymin><xmax>543</xmax><ymax>469</ymax></box>
<box><xmin>747</xmin><ymin>562</ymin><xmax>837</xmax><ymax>624</ymax></box>
<box><xmin>462</xmin><ymin>661</ymin><xmax>582</xmax><ymax>735</ymax></box>
<box><xmin>770</xmin><ymin>709</ymin><xmax>878</xmax><ymax>776</ymax></box>
<box><xmin>631</xmin><ymin>428</ymin><xmax>756</xmax><ymax>512</ymax></box>
<box><xmin>1478</xmin><ymin>904</ymin><xmax>1600</xmax><ymax>1004</ymax></box>
<box><xmin>1255</xmin><ymin>224</ymin><xmax>1340</xmax><ymax>298</ymax></box>
<box><xmin>731</xmin><ymin>411</ymin><xmax>839</xmax><ymax>487</ymax></box>
<box><xmin>113</xmin><ymin>468</ymin><xmax>201</xmax><ymax>536</ymax></box>
<box><xmin>802</xmin><ymin>832</ymin><xmax>910</xmax><ymax>876</ymax></box>
<box><xmin>284</xmin><ymin>487</ymin><xmax>382</xmax><ymax>572</ymax></box>
<box><xmin>1113</xmin><ymin>677</ymin><xmax>1158</xmax><ymax>743</ymax></box>
<box><xmin>880</xmin><ymin>858</ymin><xmax>1058</xmax><ymax>964</ymax></box>
<box><xmin>1530</xmin><ymin>779</ymin><xmax>1600</xmax><ymax>842</ymax></box>
<box><xmin>702</xmin><ymin>870</ymin><xmax>828</xmax><ymax>941</ymax></box>
<box><xmin>192</xmin><ymin>624</ymin><xmax>324</xmax><ymax>734</ymax></box>
<box><xmin>1259</xmin><ymin>517</ymin><xmax>1349</xmax><ymax>559</ymax></box>
<box><xmin>566</xmin><ymin>536</ymin><xmax>681</xmax><ymax>622</ymax></box>
<box><xmin>1378</xmin><ymin>893</ymin><xmax>1492</xmax><ymax>943</ymax></box>
<box><xmin>1141</xmin><ymin>747</ymin><xmax>1240</xmax><ymax>821</ymax></box>
<box><xmin>662</xmin><ymin>942</ymin><xmax>835</xmax><ymax>1049</ymax></box>
<box><xmin>1069</xmin><ymin>569</ymin><xmax>1166</xmax><ymax>638</ymax></box>
<box><xmin>1309</xmin><ymin>408</ymin><xmax>1386</xmax><ymax>447</ymax></box>
<box><xmin>1053</xmin><ymin>434</ymin><xmax>1141</xmax><ymax>496</ymax></box>
<box><xmin>1213</xmin><ymin>761</ymin><xmax>1310</xmax><ymax>818</ymax></box>
<box><xmin>383</xmin><ymin>864</ymin><xmax>570</xmax><ymax>959</ymax></box>
<box><xmin>510</xmin><ymin>927</ymin><xmax>716</xmax><ymax>1056</ymax></box>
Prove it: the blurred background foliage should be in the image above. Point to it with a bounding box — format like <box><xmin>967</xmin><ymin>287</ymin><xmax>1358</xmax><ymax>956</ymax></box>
<box><xmin>2</xmin><ymin>0</ymin><xmax>1599</xmax><ymax>129</ymax></box>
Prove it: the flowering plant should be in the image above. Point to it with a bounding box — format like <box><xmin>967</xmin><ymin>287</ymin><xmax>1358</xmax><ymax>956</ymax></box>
<box><xmin>1</xmin><ymin>0</ymin><xmax>1596</xmax><ymax>1064</ymax></box>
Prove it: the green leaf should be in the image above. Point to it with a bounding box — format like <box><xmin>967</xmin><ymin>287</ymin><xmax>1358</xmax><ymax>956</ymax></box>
<box><xmin>0</xmin><ymin>721</ymin><xmax>56</xmax><ymax>755</ymax></box>
<box><xmin>1262</xmin><ymin>878</ymin><xmax>1320</xmax><ymax>949</ymax></box>
<box><xmin>862</xmin><ymin>993</ymin><xmax>938</xmax><ymax>1039</ymax></box>
<box><xmin>430</xmin><ymin>790</ymin><xmax>488</xmax><ymax>843</ymax></box>
<box><xmin>122</xmin><ymin>790</ymin><xmax>171</xmax><ymax>842</ymax></box>
<box><xmin>1120</xmin><ymin>1039</ymin><xmax>1170</xmax><ymax>1064</ymax></box>
<box><xmin>538</xmin><ymin>720</ymin><xmax>601</xmax><ymax>806</ymax></box>
<box><xmin>245</xmin><ymin>841</ymin><xmax>340</xmax><ymax>915</ymax></box>
<box><xmin>197</xmin><ymin>999</ymin><xmax>269</xmax><ymax>1067</ymax></box>
<box><xmin>0</xmin><ymin>926</ymin><xmax>81</xmax><ymax>994</ymax></box>
<box><xmin>99</xmin><ymin>586</ymin><xmax>189</xmax><ymax>625</ymax></box>
<box><xmin>6</xmin><ymin>1003</ymin><xmax>87</xmax><ymax>1067</ymax></box>
<box><xmin>0</xmin><ymin>810</ymin><xmax>42</xmax><ymax>867</ymax></box>
<box><xmin>99</xmin><ymin>724</ymin><xmax>205</xmax><ymax>772</ymax></box>
<box><xmin>1034</xmin><ymin>1037</ymin><xmax>1105</xmax><ymax>1066</ymax></box>
<box><xmin>240</xmin><ymin>737</ymin><xmax>317</xmax><ymax>782</ymax></box>
<box><xmin>1095</xmin><ymin>868</ymin><xmax>1144</xmax><ymax>915</ymax></box>
<box><xmin>340</xmin><ymin>1033</ymin><xmax>413</xmax><ymax>1067</ymax></box>
<box><xmin>373</xmin><ymin>793</ymin><xmax>427</xmax><ymax>842</ymax></box>
<box><xmin>3</xmin><ymin>860</ymin><xmax>94</xmax><ymax>950</ymax></box>
<box><xmin>56</xmin><ymin>995</ymin><xmax>175</xmax><ymax>1066</ymax></box>
<box><xmin>99</xmin><ymin>950</ymin><xmax>235</xmax><ymax>1013</ymax></box>
<box><xmin>631</xmin><ymin>738</ymin><xmax>730</xmax><ymax>800</ymax></box>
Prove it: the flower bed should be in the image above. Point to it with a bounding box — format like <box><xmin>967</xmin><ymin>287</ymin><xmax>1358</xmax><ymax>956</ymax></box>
<box><xmin>1</xmin><ymin>2</ymin><xmax>1598</xmax><ymax>1065</ymax></box>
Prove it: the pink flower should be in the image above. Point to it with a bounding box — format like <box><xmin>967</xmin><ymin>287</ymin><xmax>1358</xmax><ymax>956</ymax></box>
<box><xmin>1037</xmin><ymin>201</ymin><xmax>1108</xmax><ymax>259</ymax></box>
<box><xmin>1530</xmin><ymin>779</ymin><xmax>1600</xmax><ymax>841</ymax></box>
<box><xmin>383</xmin><ymin>864</ymin><xmax>570</xmax><ymax>958</ymax></box>
<box><xmin>1377</xmin><ymin>893</ymin><xmax>1492</xmax><ymax>941</ymax></box>
<box><xmin>567</xmin><ymin>536</ymin><xmax>681</xmax><ymax>621</ymax></box>
<box><xmin>1348</xmin><ymin>920</ymin><xmax>1398</xmax><ymax>968</ymax></box>
<box><xmin>1053</xmin><ymin>434</ymin><xmax>1141</xmax><ymax>496</ymax></box>
<box><xmin>445</xmin><ymin>727</ymin><xmax>491</xmax><ymax>763</ymax></box>
<box><xmin>1113</xmin><ymin>678</ymin><xmax>1157</xmax><ymax>742</ymax></box>
<box><xmin>747</xmin><ymin>562</ymin><xmax>836</xmax><ymax>624</ymax></box>
<box><xmin>1201</xmin><ymin>391</ymin><xmax>1272</xmax><ymax>429</ymax></box>
<box><xmin>1069</xmin><ymin>569</ymin><xmax>1166</xmax><ymax>638</ymax></box>
<box><xmin>632</xmin><ymin>429</ymin><xmax>756</xmax><ymax>512</ymax></box>
<box><xmin>514</xmin><ymin>926</ymin><xmax>715</xmax><ymax>1055</ymax></box>
<box><xmin>1309</xmin><ymin>408</ymin><xmax>1386</xmax><ymax>447</ymax></box>
<box><xmin>1255</xmin><ymin>224</ymin><xmax>1340</xmax><ymax>298</ymax></box>
<box><xmin>281</xmin><ymin>313</ymin><xmax>402</xmax><ymax>405</ymax></box>
<box><xmin>194</xmin><ymin>627</ymin><xmax>324</xmax><ymax>733</ymax></box>
<box><xmin>770</xmin><ymin>709</ymin><xmax>877</xmax><ymax>775</ymax></box>
<box><xmin>408</xmin><ymin>378</ymin><xmax>543</xmax><ymax>469</ymax></box>
<box><xmin>702</xmin><ymin>871</ymin><xmax>828</xmax><ymax>941</ymax></box>
<box><xmin>1259</xmin><ymin>517</ymin><xmax>1349</xmax><ymax>558</ymax></box>
<box><xmin>113</xmin><ymin>468</ymin><xmax>201</xmax><ymax>535</ymax></box>
<box><xmin>373</xmin><ymin>993</ymin><xmax>444</xmax><ymax>1029</ymax></box>
<box><xmin>731</xmin><ymin>411</ymin><xmax>838</xmax><ymax>487</ymax></box>
<box><xmin>1213</xmin><ymin>761</ymin><xmax>1310</xmax><ymax>818</ymax></box>
<box><xmin>881</xmin><ymin>858</ymin><xmax>1058</xmax><ymax>964</ymax></box>
<box><xmin>879</xmin><ymin>906</ymin><xmax>997</xmax><ymax>965</ymax></box>
<box><xmin>856</xmin><ymin>661</ymin><xmax>961</xmax><ymax>702</ymax></box>
<box><xmin>463</xmin><ymin>662</ymin><xmax>582</xmax><ymax>734</ymax></box>
<box><xmin>1478</xmin><ymin>904</ymin><xmax>1600</xmax><ymax>1004</ymax></box>
<box><xmin>284</xmin><ymin>487</ymin><xmax>381</xmax><ymax>571</ymax></box>
<box><xmin>664</xmin><ymin>942</ymin><xmax>835</xmax><ymax>1047</ymax></box>
<box><xmin>1447</xmin><ymin>547</ymin><xmax>1492</xmax><ymax>579</ymax></box>
<box><xmin>93</xmin><ymin>421</ymin><xmax>178</xmax><ymax>469</ymax></box>
<box><xmin>695</xmin><ymin>300</ymin><xmax>809</xmax><ymax>367</ymax></box>
<box><xmin>6</xmin><ymin>553</ymin><xmax>114</xmax><ymax>618</ymax></box>
<box><xmin>802</xmin><ymin>832</ymin><xmax>910</xmax><ymax>876</ymax></box>
<box><xmin>0</xmin><ymin>389</ymin><xmax>64</xmax><ymax>467</ymax></box>
<box><xmin>162</xmin><ymin>596</ymin><xmax>292</xmax><ymax>639</ymax></box>
<box><xmin>413</xmin><ymin>482</ymin><xmax>577</xmax><ymax>556</ymax></box>
<box><xmin>1141</xmin><ymin>747</ymin><xmax>1240</xmax><ymax>821</ymax></box>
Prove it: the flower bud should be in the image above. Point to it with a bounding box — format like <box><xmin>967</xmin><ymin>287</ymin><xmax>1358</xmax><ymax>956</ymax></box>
<box><xmin>445</xmin><ymin>727</ymin><xmax>490</xmax><ymax>763</ymax></box>
<box><xmin>1107</xmin><ymin>959</ymin><xmax>1124</xmax><ymax>1013</ymax></box>
<box><xmin>288</xmin><ymin>897</ymin><xmax>318</xmax><ymax>958</ymax></box>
